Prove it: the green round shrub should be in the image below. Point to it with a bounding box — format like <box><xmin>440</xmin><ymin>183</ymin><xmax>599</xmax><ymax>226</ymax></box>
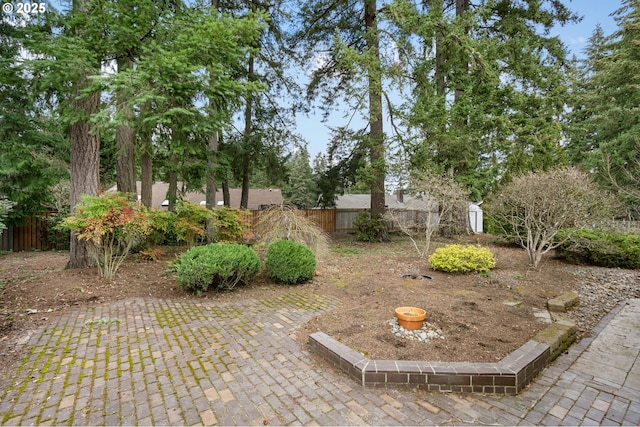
<box><xmin>554</xmin><ymin>228</ymin><xmax>640</xmax><ymax>269</ymax></box>
<box><xmin>266</xmin><ymin>240</ymin><xmax>316</xmax><ymax>284</ymax></box>
<box><xmin>428</xmin><ymin>244</ymin><xmax>496</xmax><ymax>274</ymax></box>
<box><xmin>176</xmin><ymin>243</ymin><xmax>261</xmax><ymax>294</ymax></box>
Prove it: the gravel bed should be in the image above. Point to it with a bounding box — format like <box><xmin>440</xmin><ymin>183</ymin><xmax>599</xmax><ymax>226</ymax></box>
<box><xmin>387</xmin><ymin>318</ymin><xmax>445</xmax><ymax>343</ymax></box>
<box><xmin>566</xmin><ymin>266</ymin><xmax>640</xmax><ymax>337</ymax></box>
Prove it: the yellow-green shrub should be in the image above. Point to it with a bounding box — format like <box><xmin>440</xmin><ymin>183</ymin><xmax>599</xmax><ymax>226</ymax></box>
<box><xmin>428</xmin><ymin>244</ymin><xmax>496</xmax><ymax>273</ymax></box>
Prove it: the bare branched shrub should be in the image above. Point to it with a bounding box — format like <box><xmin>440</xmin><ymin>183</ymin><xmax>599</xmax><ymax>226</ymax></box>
<box><xmin>486</xmin><ymin>167</ymin><xmax>619</xmax><ymax>267</ymax></box>
<box><xmin>254</xmin><ymin>206</ymin><xmax>330</xmax><ymax>259</ymax></box>
<box><xmin>386</xmin><ymin>170</ymin><xmax>469</xmax><ymax>258</ymax></box>
<box><xmin>47</xmin><ymin>180</ymin><xmax>71</xmax><ymax>213</ymax></box>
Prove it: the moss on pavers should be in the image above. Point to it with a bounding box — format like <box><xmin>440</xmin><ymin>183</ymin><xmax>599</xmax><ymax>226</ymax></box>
<box><xmin>534</xmin><ymin>318</ymin><xmax>577</xmax><ymax>360</ymax></box>
<box><xmin>0</xmin><ymin>294</ymin><xmax>342</xmax><ymax>426</ymax></box>
<box><xmin>259</xmin><ymin>293</ymin><xmax>337</xmax><ymax>311</ymax></box>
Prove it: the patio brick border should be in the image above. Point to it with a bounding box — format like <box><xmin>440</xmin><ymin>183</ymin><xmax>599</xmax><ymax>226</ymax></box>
<box><xmin>309</xmin><ymin>315</ymin><xmax>576</xmax><ymax>395</ymax></box>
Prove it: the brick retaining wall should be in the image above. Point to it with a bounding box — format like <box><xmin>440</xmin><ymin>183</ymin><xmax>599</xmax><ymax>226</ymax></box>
<box><xmin>309</xmin><ymin>332</ymin><xmax>553</xmax><ymax>395</ymax></box>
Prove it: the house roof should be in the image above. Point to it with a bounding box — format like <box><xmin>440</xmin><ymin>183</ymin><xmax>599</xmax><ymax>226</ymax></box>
<box><xmin>106</xmin><ymin>182</ymin><xmax>283</xmax><ymax>210</ymax></box>
<box><xmin>335</xmin><ymin>194</ymin><xmax>432</xmax><ymax>210</ymax></box>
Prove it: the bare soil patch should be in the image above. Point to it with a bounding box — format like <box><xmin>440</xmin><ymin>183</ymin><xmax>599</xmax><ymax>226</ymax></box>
<box><xmin>0</xmin><ymin>235</ymin><xmax>603</xmax><ymax>372</ymax></box>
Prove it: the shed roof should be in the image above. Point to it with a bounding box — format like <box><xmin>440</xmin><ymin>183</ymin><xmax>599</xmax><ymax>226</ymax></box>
<box><xmin>335</xmin><ymin>194</ymin><xmax>432</xmax><ymax>210</ymax></box>
<box><xmin>106</xmin><ymin>182</ymin><xmax>283</xmax><ymax>210</ymax></box>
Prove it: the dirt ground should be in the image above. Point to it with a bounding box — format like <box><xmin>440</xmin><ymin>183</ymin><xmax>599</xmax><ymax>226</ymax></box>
<box><xmin>0</xmin><ymin>235</ymin><xmax>593</xmax><ymax>370</ymax></box>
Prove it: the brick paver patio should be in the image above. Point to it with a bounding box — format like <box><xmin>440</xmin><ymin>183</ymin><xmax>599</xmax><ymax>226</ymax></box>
<box><xmin>0</xmin><ymin>294</ymin><xmax>638</xmax><ymax>425</ymax></box>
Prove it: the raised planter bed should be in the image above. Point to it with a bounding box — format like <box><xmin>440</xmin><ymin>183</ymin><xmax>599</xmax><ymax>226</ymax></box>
<box><xmin>309</xmin><ymin>310</ymin><xmax>577</xmax><ymax>395</ymax></box>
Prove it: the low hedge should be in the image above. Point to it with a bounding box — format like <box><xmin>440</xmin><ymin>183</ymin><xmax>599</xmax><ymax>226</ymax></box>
<box><xmin>266</xmin><ymin>240</ymin><xmax>316</xmax><ymax>284</ymax></box>
<box><xmin>176</xmin><ymin>243</ymin><xmax>261</xmax><ymax>294</ymax></box>
<box><xmin>554</xmin><ymin>228</ymin><xmax>640</xmax><ymax>269</ymax></box>
<box><xmin>428</xmin><ymin>244</ymin><xmax>496</xmax><ymax>274</ymax></box>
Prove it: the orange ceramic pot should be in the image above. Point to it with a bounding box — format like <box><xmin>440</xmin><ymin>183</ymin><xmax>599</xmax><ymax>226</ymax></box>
<box><xmin>395</xmin><ymin>307</ymin><xmax>426</xmax><ymax>330</ymax></box>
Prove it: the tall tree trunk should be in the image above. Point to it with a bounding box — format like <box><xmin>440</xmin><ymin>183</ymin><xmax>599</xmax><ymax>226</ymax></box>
<box><xmin>205</xmin><ymin>128</ymin><xmax>218</xmax><ymax>241</ymax></box>
<box><xmin>205</xmin><ymin>0</ymin><xmax>221</xmax><ymax>241</ymax></box>
<box><xmin>68</xmin><ymin>97</ymin><xmax>100</xmax><ymax>207</ymax></box>
<box><xmin>140</xmin><ymin>102</ymin><xmax>153</xmax><ymax>208</ymax></box>
<box><xmin>454</xmin><ymin>0</ymin><xmax>469</xmax><ymax>103</ymax></box>
<box><xmin>67</xmin><ymin>0</ymin><xmax>100</xmax><ymax>269</ymax></box>
<box><xmin>432</xmin><ymin>0</ymin><xmax>449</xmax><ymax>174</ymax></box>
<box><xmin>240</xmin><ymin>51</ymin><xmax>255</xmax><ymax>210</ymax></box>
<box><xmin>68</xmin><ymin>90</ymin><xmax>100</xmax><ymax>268</ymax></box>
<box><xmin>141</xmin><ymin>146</ymin><xmax>153</xmax><ymax>208</ymax></box>
<box><xmin>167</xmin><ymin>152</ymin><xmax>178</xmax><ymax>213</ymax></box>
<box><xmin>205</xmin><ymin>130</ymin><xmax>218</xmax><ymax>211</ymax></box>
<box><xmin>115</xmin><ymin>56</ymin><xmax>136</xmax><ymax>194</ymax></box>
<box><xmin>453</xmin><ymin>0</ymin><xmax>470</xmax><ymax>175</ymax></box>
<box><xmin>240</xmin><ymin>160</ymin><xmax>250</xmax><ymax>209</ymax></box>
<box><xmin>222</xmin><ymin>177</ymin><xmax>230</xmax><ymax>207</ymax></box>
<box><xmin>434</xmin><ymin>0</ymin><xmax>445</xmax><ymax>97</ymax></box>
<box><xmin>365</xmin><ymin>0</ymin><xmax>386</xmax><ymax>238</ymax></box>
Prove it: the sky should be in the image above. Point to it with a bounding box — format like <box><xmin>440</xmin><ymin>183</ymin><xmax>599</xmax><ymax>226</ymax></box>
<box><xmin>298</xmin><ymin>0</ymin><xmax>624</xmax><ymax>161</ymax></box>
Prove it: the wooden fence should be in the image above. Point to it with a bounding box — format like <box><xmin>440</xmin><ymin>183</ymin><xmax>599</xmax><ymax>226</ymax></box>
<box><xmin>0</xmin><ymin>215</ymin><xmax>51</xmax><ymax>252</ymax></box>
<box><xmin>245</xmin><ymin>209</ymin><xmax>337</xmax><ymax>233</ymax></box>
<box><xmin>246</xmin><ymin>209</ymin><xmax>394</xmax><ymax>234</ymax></box>
<box><xmin>335</xmin><ymin>208</ymin><xmax>440</xmax><ymax>233</ymax></box>
<box><xmin>0</xmin><ymin>209</ymin><xmax>342</xmax><ymax>253</ymax></box>
<box><xmin>0</xmin><ymin>208</ymin><xmax>461</xmax><ymax>253</ymax></box>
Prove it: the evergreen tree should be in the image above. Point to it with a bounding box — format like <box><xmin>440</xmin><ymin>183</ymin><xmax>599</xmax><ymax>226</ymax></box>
<box><xmin>218</xmin><ymin>0</ymin><xmax>302</xmax><ymax>209</ymax></box>
<box><xmin>283</xmin><ymin>147</ymin><xmax>317</xmax><ymax>208</ymax></box>
<box><xmin>311</xmin><ymin>127</ymin><xmax>369</xmax><ymax>207</ymax></box>
<box><xmin>22</xmin><ymin>0</ymin><xmax>106</xmax><ymax>267</ymax></box>
<box><xmin>95</xmin><ymin>3</ymin><xmax>266</xmax><ymax>204</ymax></box>
<box><xmin>566</xmin><ymin>1</ymin><xmax>640</xmax><ymax>214</ymax></box>
<box><xmin>388</xmin><ymin>0</ymin><xmax>577</xmax><ymax>198</ymax></box>
<box><xmin>293</xmin><ymin>0</ymin><xmax>388</xmax><ymax>237</ymax></box>
<box><xmin>67</xmin><ymin>0</ymin><xmax>102</xmax><ymax>268</ymax></box>
<box><xmin>0</xmin><ymin>17</ymin><xmax>67</xmax><ymax>222</ymax></box>
<box><xmin>312</xmin><ymin>153</ymin><xmax>339</xmax><ymax>208</ymax></box>
<box><xmin>12</xmin><ymin>1</ymin><xmax>265</xmax><ymax>264</ymax></box>
<box><xmin>98</xmin><ymin>0</ymin><xmax>178</xmax><ymax>194</ymax></box>
<box><xmin>565</xmin><ymin>25</ymin><xmax>609</xmax><ymax>167</ymax></box>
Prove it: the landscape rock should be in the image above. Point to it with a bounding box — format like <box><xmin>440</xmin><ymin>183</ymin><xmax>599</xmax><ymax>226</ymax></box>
<box><xmin>388</xmin><ymin>318</ymin><xmax>445</xmax><ymax>342</ymax></box>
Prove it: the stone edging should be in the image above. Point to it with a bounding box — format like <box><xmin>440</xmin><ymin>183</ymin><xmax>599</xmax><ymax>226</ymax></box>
<box><xmin>308</xmin><ymin>309</ymin><xmax>577</xmax><ymax>395</ymax></box>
